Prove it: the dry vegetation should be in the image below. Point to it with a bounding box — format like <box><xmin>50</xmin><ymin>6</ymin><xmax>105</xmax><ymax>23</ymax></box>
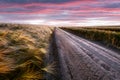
<box><xmin>62</xmin><ymin>26</ymin><xmax>120</xmax><ymax>49</ymax></box>
<box><xmin>0</xmin><ymin>23</ymin><xmax>54</xmax><ymax>80</ymax></box>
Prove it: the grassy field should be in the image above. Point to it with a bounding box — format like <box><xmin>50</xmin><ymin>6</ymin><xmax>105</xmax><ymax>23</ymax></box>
<box><xmin>0</xmin><ymin>23</ymin><xmax>54</xmax><ymax>80</ymax></box>
<box><xmin>61</xmin><ymin>26</ymin><xmax>120</xmax><ymax>50</ymax></box>
<box><xmin>1</xmin><ymin>24</ymin><xmax>120</xmax><ymax>79</ymax></box>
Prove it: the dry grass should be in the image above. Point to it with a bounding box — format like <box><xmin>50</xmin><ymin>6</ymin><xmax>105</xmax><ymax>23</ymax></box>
<box><xmin>0</xmin><ymin>24</ymin><xmax>54</xmax><ymax>80</ymax></box>
<box><xmin>42</xmin><ymin>62</ymin><xmax>56</xmax><ymax>74</ymax></box>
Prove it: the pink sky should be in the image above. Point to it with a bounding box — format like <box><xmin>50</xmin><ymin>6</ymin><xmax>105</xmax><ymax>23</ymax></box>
<box><xmin>0</xmin><ymin>0</ymin><xmax>120</xmax><ymax>26</ymax></box>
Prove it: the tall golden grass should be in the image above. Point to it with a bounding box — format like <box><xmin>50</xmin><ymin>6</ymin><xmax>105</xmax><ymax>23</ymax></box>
<box><xmin>0</xmin><ymin>24</ymin><xmax>54</xmax><ymax>80</ymax></box>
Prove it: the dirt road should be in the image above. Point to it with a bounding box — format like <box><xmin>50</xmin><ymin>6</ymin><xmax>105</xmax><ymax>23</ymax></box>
<box><xmin>54</xmin><ymin>28</ymin><xmax>120</xmax><ymax>80</ymax></box>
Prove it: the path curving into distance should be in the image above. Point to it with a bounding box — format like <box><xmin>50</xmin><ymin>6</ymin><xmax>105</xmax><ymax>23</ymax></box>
<box><xmin>54</xmin><ymin>28</ymin><xmax>120</xmax><ymax>80</ymax></box>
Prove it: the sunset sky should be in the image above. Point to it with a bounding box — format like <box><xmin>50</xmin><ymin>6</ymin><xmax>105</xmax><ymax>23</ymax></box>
<box><xmin>0</xmin><ymin>0</ymin><xmax>120</xmax><ymax>26</ymax></box>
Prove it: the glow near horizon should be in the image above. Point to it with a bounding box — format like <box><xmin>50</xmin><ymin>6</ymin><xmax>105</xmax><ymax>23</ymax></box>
<box><xmin>0</xmin><ymin>0</ymin><xmax>120</xmax><ymax>26</ymax></box>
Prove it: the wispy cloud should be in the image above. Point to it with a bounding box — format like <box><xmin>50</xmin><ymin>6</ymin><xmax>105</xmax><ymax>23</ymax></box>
<box><xmin>0</xmin><ymin>0</ymin><xmax>120</xmax><ymax>26</ymax></box>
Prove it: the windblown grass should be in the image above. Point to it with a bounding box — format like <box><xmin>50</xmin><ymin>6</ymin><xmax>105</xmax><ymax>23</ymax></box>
<box><xmin>0</xmin><ymin>24</ymin><xmax>54</xmax><ymax>80</ymax></box>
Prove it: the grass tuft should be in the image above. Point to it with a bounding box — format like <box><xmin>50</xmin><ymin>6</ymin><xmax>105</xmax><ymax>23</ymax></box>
<box><xmin>42</xmin><ymin>62</ymin><xmax>56</xmax><ymax>74</ymax></box>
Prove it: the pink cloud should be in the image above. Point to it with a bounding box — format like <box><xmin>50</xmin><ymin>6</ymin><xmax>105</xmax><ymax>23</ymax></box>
<box><xmin>0</xmin><ymin>0</ymin><xmax>120</xmax><ymax>26</ymax></box>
